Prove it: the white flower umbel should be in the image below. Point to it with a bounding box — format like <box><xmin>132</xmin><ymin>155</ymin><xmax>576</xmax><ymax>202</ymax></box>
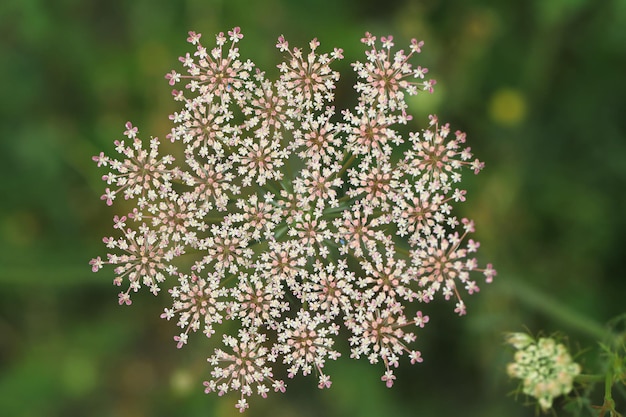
<box><xmin>92</xmin><ymin>27</ymin><xmax>496</xmax><ymax>412</ymax></box>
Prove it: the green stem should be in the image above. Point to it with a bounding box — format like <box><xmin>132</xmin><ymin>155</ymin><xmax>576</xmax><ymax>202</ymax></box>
<box><xmin>575</xmin><ymin>374</ymin><xmax>605</xmax><ymax>384</ymax></box>
<box><xmin>501</xmin><ymin>276</ymin><xmax>616</xmax><ymax>343</ymax></box>
<box><xmin>604</xmin><ymin>368</ymin><xmax>614</xmax><ymax>406</ymax></box>
<box><xmin>204</xmin><ymin>216</ymin><xmax>226</xmax><ymax>223</ymax></box>
<box><xmin>335</xmin><ymin>153</ymin><xmax>357</xmax><ymax>180</ymax></box>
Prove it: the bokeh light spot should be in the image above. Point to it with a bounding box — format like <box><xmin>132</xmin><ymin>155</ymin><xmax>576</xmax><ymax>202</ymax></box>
<box><xmin>488</xmin><ymin>88</ymin><xmax>526</xmax><ymax>126</ymax></box>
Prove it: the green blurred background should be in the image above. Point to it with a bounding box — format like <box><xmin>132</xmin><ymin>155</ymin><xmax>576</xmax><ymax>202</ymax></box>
<box><xmin>1</xmin><ymin>0</ymin><xmax>625</xmax><ymax>416</ymax></box>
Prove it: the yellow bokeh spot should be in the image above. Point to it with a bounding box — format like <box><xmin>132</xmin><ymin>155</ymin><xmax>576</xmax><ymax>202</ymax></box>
<box><xmin>488</xmin><ymin>88</ymin><xmax>526</xmax><ymax>126</ymax></box>
<box><xmin>170</xmin><ymin>369</ymin><xmax>194</xmax><ymax>396</ymax></box>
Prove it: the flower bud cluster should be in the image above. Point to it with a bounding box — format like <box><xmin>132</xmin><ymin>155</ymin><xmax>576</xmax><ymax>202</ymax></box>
<box><xmin>506</xmin><ymin>333</ymin><xmax>581</xmax><ymax>410</ymax></box>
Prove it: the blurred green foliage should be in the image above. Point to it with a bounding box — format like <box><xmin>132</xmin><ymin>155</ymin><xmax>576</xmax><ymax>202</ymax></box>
<box><xmin>1</xmin><ymin>0</ymin><xmax>625</xmax><ymax>416</ymax></box>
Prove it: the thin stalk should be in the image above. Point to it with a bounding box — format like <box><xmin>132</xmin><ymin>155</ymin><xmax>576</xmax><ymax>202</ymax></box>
<box><xmin>335</xmin><ymin>153</ymin><xmax>357</xmax><ymax>180</ymax></box>
<box><xmin>576</xmin><ymin>374</ymin><xmax>605</xmax><ymax>384</ymax></box>
<box><xmin>502</xmin><ymin>276</ymin><xmax>616</xmax><ymax>343</ymax></box>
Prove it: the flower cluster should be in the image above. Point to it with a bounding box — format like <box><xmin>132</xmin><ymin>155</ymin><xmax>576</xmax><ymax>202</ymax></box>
<box><xmin>91</xmin><ymin>27</ymin><xmax>495</xmax><ymax>411</ymax></box>
<box><xmin>506</xmin><ymin>333</ymin><xmax>581</xmax><ymax>411</ymax></box>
